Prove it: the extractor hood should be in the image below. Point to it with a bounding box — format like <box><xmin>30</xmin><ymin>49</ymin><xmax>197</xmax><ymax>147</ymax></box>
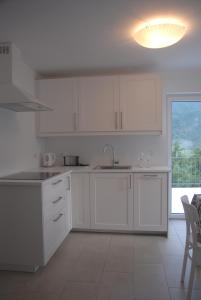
<box><xmin>0</xmin><ymin>42</ymin><xmax>51</xmax><ymax>112</ymax></box>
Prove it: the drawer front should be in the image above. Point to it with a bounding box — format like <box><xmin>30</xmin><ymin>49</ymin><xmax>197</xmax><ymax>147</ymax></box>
<box><xmin>43</xmin><ymin>191</ymin><xmax>66</xmax><ymax>222</ymax></box>
<box><xmin>43</xmin><ymin>175</ymin><xmax>66</xmax><ymax>201</ymax></box>
<box><xmin>44</xmin><ymin>207</ymin><xmax>67</xmax><ymax>264</ymax></box>
<box><xmin>43</xmin><ymin>175</ymin><xmax>66</xmax><ymax>221</ymax></box>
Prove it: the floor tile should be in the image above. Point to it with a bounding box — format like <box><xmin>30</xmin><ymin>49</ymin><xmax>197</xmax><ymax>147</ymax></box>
<box><xmin>170</xmin><ymin>287</ymin><xmax>201</xmax><ymax>300</ymax></box>
<box><xmin>64</xmin><ymin>264</ymin><xmax>103</xmax><ymax>282</ymax></box>
<box><xmin>0</xmin><ymin>271</ymin><xmax>30</xmax><ymax>294</ymax></box>
<box><xmin>132</xmin><ymin>264</ymin><xmax>171</xmax><ymax>300</ymax></box>
<box><xmin>0</xmin><ymin>292</ymin><xmax>59</xmax><ymax>300</ymax></box>
<box><xmin>104</xmin><ymin>252</ymin><xmax>135</xmax><ymax>272</ymax></box>
<box><xmin>24</xmin><ymin>260</ymin><xmax>73</xmax><ymax>293</ymax></box>
<box><xmin>134</xmin><ymin>244</ymin><xmax>162</xmax><ymax>264</ymax></box>
<box><xmin>99</xmin><ymin>271</ymin><xmax>133</xmax><ymax>299</ymax></box>
<box><xmin>75</xmin><ymin>249</ymin><xmax>106</xmax><ymax>269</ymax></box>
<box><xmin>59</xmin><ymin>282</ymin><xmax>98</xmax><ymax>300</ymax></box>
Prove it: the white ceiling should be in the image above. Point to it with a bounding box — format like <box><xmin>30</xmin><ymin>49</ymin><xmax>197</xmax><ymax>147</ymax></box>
<box><xmin>0</xmin><ymin>0</ymin><xmax>201</xmax><ymax>76</ymax></box>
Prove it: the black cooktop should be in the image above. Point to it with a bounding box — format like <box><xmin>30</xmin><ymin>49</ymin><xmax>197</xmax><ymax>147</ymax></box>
<box><xmin>0</xmin><ymin>172</ymin><xmax>61</xmax><ymax>180</ymax></box>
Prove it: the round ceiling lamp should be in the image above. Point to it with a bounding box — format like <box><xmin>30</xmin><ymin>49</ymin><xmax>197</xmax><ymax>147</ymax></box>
<box><xmin>133</xmin><ymin>18</ymin><xmax>186</xmax><ymax>49</ymax></box>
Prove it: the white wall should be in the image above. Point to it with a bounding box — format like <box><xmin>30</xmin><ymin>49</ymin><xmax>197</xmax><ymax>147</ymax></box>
<box><xmin>44</xmin><ymin>70</ymin><xmax>201</xmax><ymax>168</ymax></box>
<box><xmin>0</xmin><ymin>109</ymin><xmax>43</xmax><ymax>176</ymax></box>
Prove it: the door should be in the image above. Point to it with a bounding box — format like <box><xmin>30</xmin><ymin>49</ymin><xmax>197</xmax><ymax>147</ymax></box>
<box><xmin>90</xmin><ymin>173</ymin><xmax>133</xmax><ymax>230</ymax></box>
<box><xmin>134</xmin><ymin>173</ymin><xmax>168</xmax><ymax>232</ymax></box>
<box><xmin>119</xmin><ymin>75</ymin><xmax>162</xmax><ymax>132</ymax></box>
<box><xmin>77</xmin><ymin>76</ymin><xmax>119</xmax><ymax>131</ymax></box>
<box><xmin>71</xmin><ymin>173</ymin><xmax>90</xmax><ymax>229</ymax></box>
<box><xmin>169</xmin><ymin>98</ymin><xmax>201</xmax><ymax>217</ymax></box>
<box><xmin>36</xmin><ymin>78</ymin><xmax>76</xmax><ymax>134</ymax></box>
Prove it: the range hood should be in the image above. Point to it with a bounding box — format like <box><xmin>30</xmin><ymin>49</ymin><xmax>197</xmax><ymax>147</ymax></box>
<box><xmin>0</xmin><ymin>42</ymin><xmax>51</xmax><ymax>112</ymax></box>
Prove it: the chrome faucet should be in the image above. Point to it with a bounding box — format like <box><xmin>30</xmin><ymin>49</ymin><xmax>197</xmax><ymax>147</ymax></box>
<box><xmin>103</xmin><ymin>144</ymin><xmax>118</xmax><ymax>167</ymax></box>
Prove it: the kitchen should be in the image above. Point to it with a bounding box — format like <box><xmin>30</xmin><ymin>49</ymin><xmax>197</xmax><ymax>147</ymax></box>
<box><xmin>0</xmin><ymin>0</ymin><xmax>201</xmax><ymax>299</ymax></box>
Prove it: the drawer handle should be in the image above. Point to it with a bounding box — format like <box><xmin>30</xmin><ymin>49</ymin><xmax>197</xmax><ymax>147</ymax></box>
<box><xmin>74</xmin><ymin>112</ymin><xmax>77</xmax><ymax>131</ymax></box>
<box><xmin>120</xmin><ymin>112</ymin><xmax>123</xmax><ymax>129</ymax></box>
<box><xmin>53</xmin><ymin>213</ymin><xmax>63</xmax><ymax>222</ymax></box>
<box><xmin>52</xmin><ymin>196</ymin><xmax>63</xmax><ymax>204</ymax></box>
<box><xmin>67</xmin><ymin>176</ymin><xmax>71</xmax><ymax>191</ymax></box>
<box><xmin>143</xmin><ymin>174</ymin><xmax>158</xmax><ymax>177</ymax></box>
<box><xmin>52</xmin><ymin>179</ymin><xmax>62</xmax><ymax>185</ymax></box>
<box><xmin>115</xmin><ymin>112</ymin><xmax>118</xmax><ymax>130</ymax></box>
<box><xmin>129</xmin><ymin>174</ymin><xmax>132</xmax><ymax>189</ymax></box>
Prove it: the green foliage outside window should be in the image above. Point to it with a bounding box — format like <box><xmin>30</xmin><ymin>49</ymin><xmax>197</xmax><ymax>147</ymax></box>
<box><xmin>172</xmin><ymin>141</ymin><xmax>201</xmax><ymax>187</ymax></box>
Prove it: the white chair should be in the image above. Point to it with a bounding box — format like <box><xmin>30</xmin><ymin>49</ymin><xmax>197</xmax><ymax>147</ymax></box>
<box><xmin>181</xmin><ymin>195</ymin><xmax>201</xmax><ymax>300</ymax></box>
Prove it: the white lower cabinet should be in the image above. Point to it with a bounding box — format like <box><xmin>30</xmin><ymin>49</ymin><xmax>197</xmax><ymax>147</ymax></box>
<box><xmin>0</xmin><ymin>173</ymin><xmax>71</xmax><ymax>272</ymax></box>
<box><xmin>71</xmin><ymin>173</ymin><xmax>90</xmax><ymax>229</ymax></box>
<box><xmin>90</xmin><ymin>173</ymin><xmax>133</xmax><ymax>230</ymax></box>
<box><xmin>133</xmin><ymin>173</ymin><xmax>168</xmax><ymax>232</ymax></box>
<box><xmin>70</xmin><ymin>172</ymin><xmax>168</xmax><ymax>233</ymax></box>
<box><xmin>42</xmin><ymin>174</ymin><xmax>71</xmax><ymax>264</ymax></box>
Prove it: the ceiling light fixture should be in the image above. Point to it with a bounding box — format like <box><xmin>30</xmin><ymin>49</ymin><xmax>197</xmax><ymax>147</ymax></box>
<box><xmin>132</xmin><ymin>18</ymin><xmax>186</xmax><ymax>49</ymax></box>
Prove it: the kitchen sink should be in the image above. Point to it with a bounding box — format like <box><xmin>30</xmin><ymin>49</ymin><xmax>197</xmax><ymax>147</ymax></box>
<box><xmin>94</xmin><ymin>165</ymin><xmax>132</xmax><ymax>170</ymax></box>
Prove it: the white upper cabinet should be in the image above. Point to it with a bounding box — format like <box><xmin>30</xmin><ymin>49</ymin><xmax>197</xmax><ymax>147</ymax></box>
<box><xmin>77</xmin><ymin>76</ymin><xmax>118</xmax><ymax>132</ymax></box>
<box><xmin>119</xmin><ymin>75</ymin><xmax>162</xmax><ymax>132</ymax></box>
<box><xmin>36</xmin><ymin>78</ymin><xmax>76</xmax><ymax>135</ymax></box>
<box><xmin>36</xmin><ymin>74</ymin><xmax>162</xmax><ymax>135</ymax></box>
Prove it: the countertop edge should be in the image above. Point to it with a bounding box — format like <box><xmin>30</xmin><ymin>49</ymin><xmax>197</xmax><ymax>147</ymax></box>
<box><xmin>0</xmin><ymin>166</ymin><xmax>171</xmax><ymax>184</ymax></box>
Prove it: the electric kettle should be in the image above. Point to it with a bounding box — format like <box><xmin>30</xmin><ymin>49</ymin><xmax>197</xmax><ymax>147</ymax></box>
<box><xmin>41</xmin><ymin>153</ymin><xmax>56</xmax><ymax>167</ymax></box>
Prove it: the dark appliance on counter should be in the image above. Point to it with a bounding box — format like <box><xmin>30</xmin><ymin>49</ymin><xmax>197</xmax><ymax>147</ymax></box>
<box><xmin>63</xmin><ymin>155</ymin><xmax>89</xmax><ymax>167</ymax></box>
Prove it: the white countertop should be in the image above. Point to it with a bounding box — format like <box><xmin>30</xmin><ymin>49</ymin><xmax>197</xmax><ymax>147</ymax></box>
<box><xmin>0</xmin><ymin>165</ymin><xmax>170</xmax><ymax>185</ymax></box>
<box><xmin>37</xmin><ymin>165</ymin><xmax>170</xmax><ymax>173</ymax></box>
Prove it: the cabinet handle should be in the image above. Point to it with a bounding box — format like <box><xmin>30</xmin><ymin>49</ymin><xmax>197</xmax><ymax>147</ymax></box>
<box><xmin>52</xmin><ymin>196</ymin><xmax>63</xmax><ymax>204</ymax></box>
<box><xmin>120</xmin><ymin>112</ymin><xmax>123</xmax><ymax>129</ymax></box>
<box><xmin>143</xmin><ymin>174</ymin><xmax>158</xmax><ymax>177</ymax></box>
<box><xmin>129</xmin><ymin>174</ymin><xmax>132</xmax><ymax>189</ymax></box>
<box><xmin>53</xmin><ymin>213</ymin><xmax>63</xmax><ymax>222</ymax></box>
<box><xmin>67</xmin><ymin>176</ymin><xmax>71</xmax><ymax>191</ymax></box>
<box><xmin>73</xmin><ymin>112</ymin><xmax>77</xmax><ymax>130</ymax></box>
<box><xmin>115</xmin><ymin>112</ymin><xmax>118</xmax><ymax>130</ymax></box>
<box><xmin>52</xmin><ymin>179</ymin><xmax>62</xmax><ymax>186</ymax></box>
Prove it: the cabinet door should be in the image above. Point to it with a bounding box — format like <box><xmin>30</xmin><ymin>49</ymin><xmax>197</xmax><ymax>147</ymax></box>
<box><xmin>90</xmin><ymin>173</ymin><xmax>133</xmax><ymax>230</ymax></box>
<box><xmin>119</xmin><ymin>75</ymin><xmax>162</xmax><ymax>132</ymax></box>
<box><xmin>44</xmin><ymin>206</ymin><xmax>68</xmax><ymax>265</ymax></box>
<box><xmin>71</xmin><ymin>173</ymin><xmax>90</xmax><ymax>229</ymax></box>
<box><xmin>134</xmin><ymin>173</ymin><xmax>168</xmax><ymax>232</ymax></box>
<box><xmin>77</xmin><ymin>76</ymin><xmax>119</xmax><ymax>132</ymax></box>
<box><xmin>36</xmin><ymin>78</ymin><xmax>76</xmax><ymax>134</ymax></box>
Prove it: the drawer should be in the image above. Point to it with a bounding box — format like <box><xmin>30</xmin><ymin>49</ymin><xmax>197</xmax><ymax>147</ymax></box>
<box><xmin>42</xmin><ymin>174</ymin><xmax>66</xmax><ymax>221</ymax></box>
<box><xmin>43</xmin><ymin>207</ymin><xmax>67</xmax><ymax>264</ymax></box>
<box><xmin>43</xmin><ymin>192</ymin><xmax>66</xmax><ymax>222</ymax></box>
<box><xmin>43</xmin><ymin>175</ymin><xmax>66</xmax><ymax>201</ymax></box>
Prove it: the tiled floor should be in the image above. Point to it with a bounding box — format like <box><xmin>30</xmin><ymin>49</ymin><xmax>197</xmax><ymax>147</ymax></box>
<box><xmin>1</xmin><ymin>221</ymin><xmax>201</xmax><ymax>300</ymax></box>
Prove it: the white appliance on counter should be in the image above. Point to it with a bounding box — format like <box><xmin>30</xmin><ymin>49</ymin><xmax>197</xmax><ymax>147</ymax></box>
<box><xmin>41</xmin><ymin>153</ymin><xmax>56</xmax><ymax>167</ymax></box>
<box><xmin>0</xmin><ymin>42</ymin><xmax>51</xmax><ymax>112</ymax></box>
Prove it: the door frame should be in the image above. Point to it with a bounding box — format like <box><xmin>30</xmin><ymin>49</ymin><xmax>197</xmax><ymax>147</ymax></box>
<box><xmin>167</xmin><ymin>93</ymin><xmax>201</xmax><ymax>219</ymax></box>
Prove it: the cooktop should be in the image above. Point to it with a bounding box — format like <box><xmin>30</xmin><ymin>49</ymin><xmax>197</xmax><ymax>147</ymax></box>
<box><xmin>0</xmin><ymin>172</ymin><xmax>61</xmax><ymax>181</ymax></box>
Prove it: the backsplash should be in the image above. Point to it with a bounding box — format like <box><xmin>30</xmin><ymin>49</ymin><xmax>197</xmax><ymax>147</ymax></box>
<box><xmin>43</xmin><ymin>134</ymin><xmax>168</xmax><ymax>167</ymax></box>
